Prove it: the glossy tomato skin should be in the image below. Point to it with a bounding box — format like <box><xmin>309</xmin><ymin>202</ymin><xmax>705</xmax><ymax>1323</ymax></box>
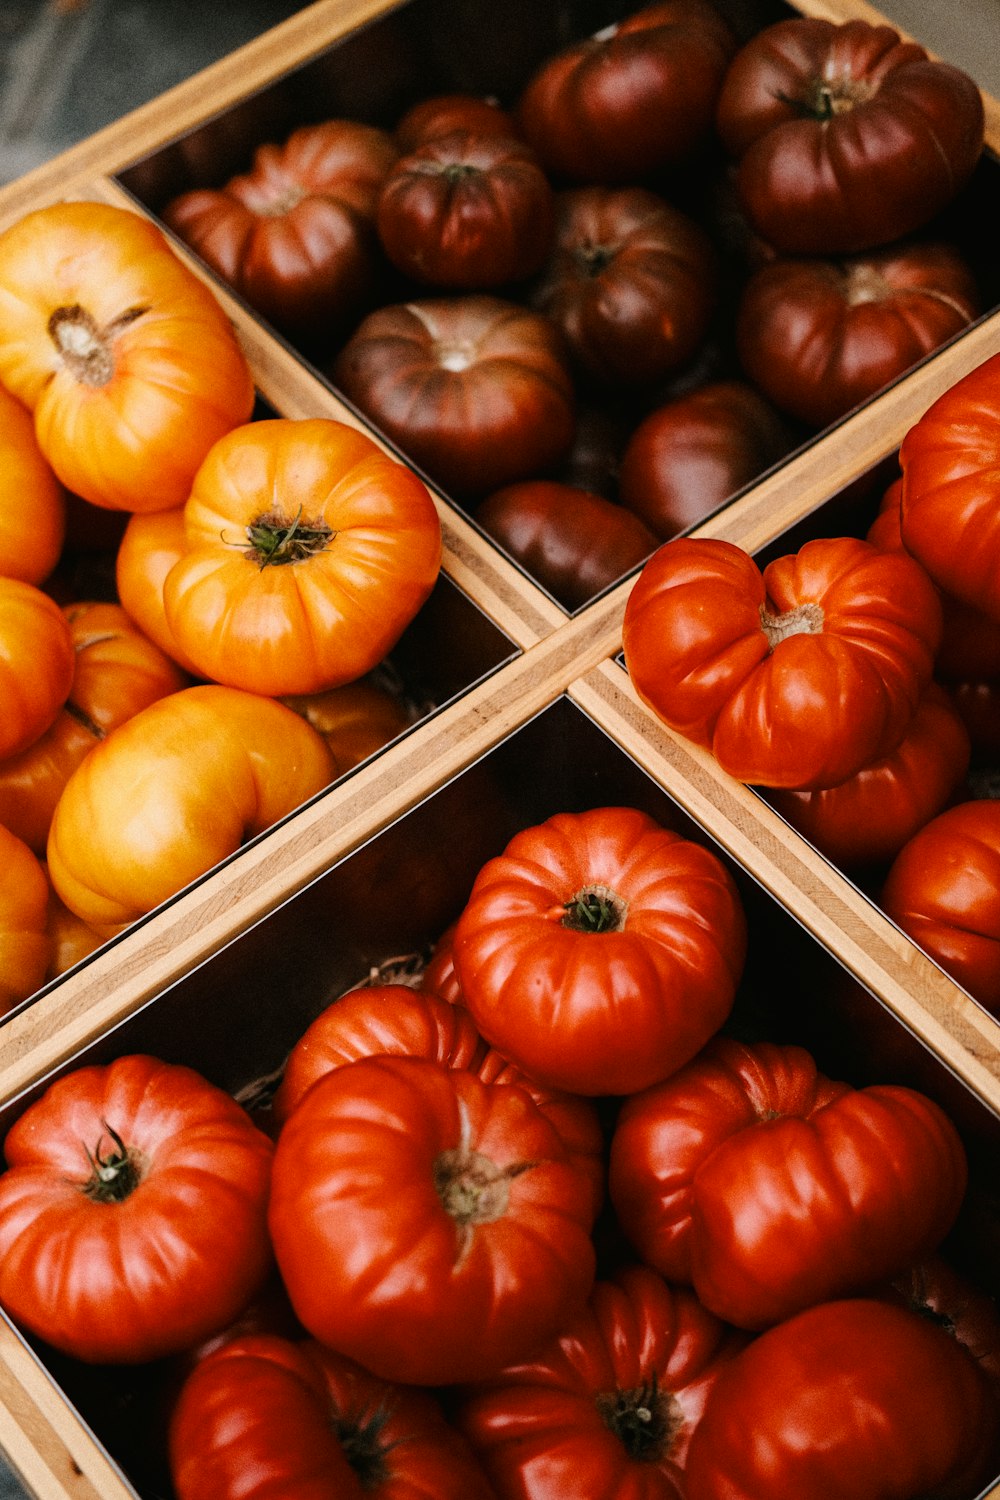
<box><xmin>163</xmin><ymin>120</ymin><xmax>399</xmax><ymax>338</ymax></box>
<box><xmin>0</xmin><ymin>1053</ymin><xmax>275</xmax><ymax>1364</ymax></box>
<box><xmin>0</xmin><ymin>384</ymin><xmax>65</xmax><ymax>586</ymax></box>
<box><xmin>161</xmin><ymin>418</ymin><xmax>442</xmax><ymax>697</ymax></box>
<box><xmin>617</xmin><ymin>381</ymin><xmax>792</xmax><ymax>540</ymax></box>
<box><xmin>881</xmin><ymin>799</ymin><xmax>1000</xmax><ymax>1014</ymax></box>
<box><xmin>0</xmin><ymin>577</ymin><xmax>75</xmax><ymax>760</ymax></box>
<box><xmin>376</xmin><ymin>131</ymin><xmax>554</xmax><ymax>288</ymax></box>
<box><xmin>474</xmin><ymin>480</ymin><xmax>657</xmax><ymax>608</ymax></box>
<box><xmin>0</xmin><ymin>825</ymin><xmax>50</xmax><ymax>1015</ymax></box>
<box><xmin>530</xmin><ymin>186</ymin><xmax>717</xmax><ymax>387</ymax></box>
<box><xmin>169</xmin><ymin>1333</ymin><xmax>496</xmax><ymax>1500</ymax></box>
<box><xmin>608</xmin><ymin>1036</ymin><xmax>967</xmax><ymax>1331</ymax></box>
<box><xmin>622</xmin><ymin>535</ymin><xmax>942</xmax><ymax>789</ymax></box>
<box><xmin>767</xmin><ymin>682</ymin><xmax>970</xmax><ymax>870</ymax></box>
<box><xmin>333</xmin><ymin>295</ymin><xmax>576</xmax><ymax>500</ymax></box>
<box><xmin>684</xmin><ymin>1298</ymin><xmax>1000</xmax><ymax>1500</ymax></box>
<box><xmin>456</xmin><ymin>1264</ymin><xmax>748</xmax><ymax>1500</ymax></box>
<box><xmin>451</xmin><ymin>805</ymin><xmax>747</xmax><ymax>1097</ymax></box>
<box><xmin>268</xmin><ymin>1053</ymin><xmax>597</xmax><ymax>1386</ymax></box>
<box><xmin>0</xmin><ymin>201</ymin><xmax>255</xmax><ymax>512</ymax></box>
<box><xmin>716</xmin><ymin>18</ymin><xmax>985</xmax><ymax>254</ymax></box>
<box><xmin>736</xmin><ymin>242</ymin><xmax>979</xmax><ymax>429</ymax></box>
<box><xmin>395</xmin><ymin>93</ymin><xmax>518</xmax><ymax>153</ymax></box>
<box><xmin>516</xmin><ymin>0</ymin><xmax>737</xmax><ymax>184</ymax></box>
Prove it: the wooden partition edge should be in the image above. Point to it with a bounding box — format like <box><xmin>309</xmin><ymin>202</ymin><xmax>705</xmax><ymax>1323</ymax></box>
<box><xmin>571</xmin><ymin>659</ymin><xmax>1000</xmax><ymax>1112</ymax></box>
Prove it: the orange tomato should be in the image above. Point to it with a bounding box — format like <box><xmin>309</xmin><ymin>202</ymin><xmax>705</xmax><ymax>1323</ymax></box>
<box><xmin>0</xmin><ymin>577</ymin><xmax>75</xmax><ymax>759</ymax></box>
<box><xmin>283</xmin><ymin>677</ymin><xmax>413</xmax><ymax>776</ymax></box>
<box><xmin>0</xmin><ymin>384</ymin><xmax>66</xmax><ymax>585</ymax></box>
<box><xmin>115</xmin><ymin>506</ymin><xmax>201</xmax><ymax>673</ymax></box>
<box><xmin>0</xmin><ymin>825</ymin><xmax>50</xmax><ymax>1015</ymax></box>
<box><xmin>0</xmin><ymin>201</ymin><xmax>255</xmax><ymax>512</ymax></box>
<box><xmin>43</xmin><ymin>865</ymin><xmax>103</xmax><ymax>981</ymax></box>
<box><xmin>47</xmin><ymin>684</ymin><xmax>336</xmax><ymax>936</ymax></box>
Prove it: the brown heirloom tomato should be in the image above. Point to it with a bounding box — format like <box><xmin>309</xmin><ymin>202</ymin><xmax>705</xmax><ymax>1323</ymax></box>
<box><xmin>530</xmin><ymin>185</ymin><xmax>717</xmax><ymax>387</ymax></box>
<box><xmin>474</xmin><ymin>480</ymin><xmax>657</xmax><ymax>609</ymax></box>
<box><xmin>452</xmin><ymin>805</ymin><xmax>747</xmax><ymax>1097</ymax></box>
<box><xmin>516</xmin><ymin>0</ymin><xmax>737</xmax><ymax>184</ymax></box>
<box><xmin>0</xmin><ymin>1053</ymin><xmax>275</xmax><ymax>1365</ymax></box>
<box><xmin>716</xmin><ymin>17</ymin><xmax>985</xmax><ymax>254</ymax></box>
<box><xmin>0</xmin><ymin>825</ymin><xmax>50</xmax><ymax>1015</ymax></box>
<box><xmin>735</xmin><ymin>242</ymin><xmax>979</xmax><ymax>429</ymax></box>
<box><xmin>608</xmin><ymin>1036</ymin><xmax>967</xmax><ymax>1331</ymax></box>
<box><xmin>456</xmin><ymin>1265</ymin><xmax>748</xmax><ymax>1500</ymax></box>
<box><xmin>617</xmin><ymin>381</ymin><xmax>792</xmax><ymax>540</ymax></box>
<box><xmin>395</xmin><ymin>92</ymin><xmax>518</xmax><ymax>152</ymax></box>
<box><xmin>0</xmin><ymin>383</ymin><xmax>65</xmax><ymax>586</ymax></box>
<box><xmin>0</xmin><ymin>201</ymin><xmax>255</xmax><ymax>512</ymax></box>
<box><xmin>622</xmin><ymin>535</ymin><xmax>942</xmax><ymax>789</ymax></box>
<box><xmin>0</xmin><ymin>577</ymin><xmax>75</xmax><ymax>760</ymax></box>
<box><xmin>333</xmin><ymin>295</ymin><xmax>575</xmax><ymax>500</ymax></box>
<box><xmin>376</xmin><ymin>130</ymin><xmax>554</xmax><ymax>288</ymax></box>
<box><xmin>169</xmin><ymin>1333</ymin><xmax>496</xmax><ymax>1500</ymax></box>
<box><xmin>163</xmin><ymin>120</ymin><xmax>399</xmax><ymax>338</ymax></box>
<box><xmin>268</xmin><ymin>1053</ymin><xmax>598</xmax><ymax>1385</ymax></box>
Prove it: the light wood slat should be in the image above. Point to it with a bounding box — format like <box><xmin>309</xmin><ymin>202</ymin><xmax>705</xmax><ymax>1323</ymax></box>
<box><xmin>571</xmin><ymin>659</ymin><xmax>1000</xmax><ymax>1112</ymax></box>
<box><xmin>0</xmin><ymin>593</ymin><xmax>624</xmax><ymax>1106</ymax></box>
<box><xmin>0</xmin><ymin>0</ymin><xmax>405</xmax><ymax>231</ymax></box>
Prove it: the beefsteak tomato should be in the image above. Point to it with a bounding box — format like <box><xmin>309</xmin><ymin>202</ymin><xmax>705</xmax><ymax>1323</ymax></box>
<box><xmin>395</xmin><ymin>93</ymin><xmax>518</xmax><ymax>152</ymax></box>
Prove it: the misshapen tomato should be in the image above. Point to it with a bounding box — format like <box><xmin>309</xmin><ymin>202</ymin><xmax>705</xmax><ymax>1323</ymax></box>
<box><xmin>0</xmin><ymin>383</ymin><xmax>65</xmax><ymax>586</ymax></box>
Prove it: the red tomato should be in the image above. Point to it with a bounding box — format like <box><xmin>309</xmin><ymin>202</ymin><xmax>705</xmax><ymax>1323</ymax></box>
<box><xmin>767</xmin><ymin>682</ymin><xmax>970</xmax><ymax>869</ymax></box>
<box><xmin>0</xmin><ymin>825</ymin><xmax>50</xmax><ymax>1015</ymax></box>
<box><xmin>0</xmin><ymin>1053</ymin><xmax>274</xmax><ymax>1363</ymax></box>
<box><xmin>516</xmin><ymin>0</ymin><xmax>737</xmax><ymax>183</ymax></box>
<box><xmin>881</xmin><ymin>799</ymin><xmax>1000</xmax><ymax>1013</ymax></box>
<box><xmin>332</xmin><ymin>294</ymin><xmax>576</xmax><ymax>500</ymax></box>
<box><xmin>457</xmin><ymin>1264</ymin><xmax>748</xmax><ymax>1500</ymax></box>
<box><xmin>376</xmin><ymin>131</ymin><xmax>554</xmax><ymax>288</ymax></box>
<box><xmin>882</xmin><ymin>1254</ymin><xmax>1000</xmax><ymax>1390</ymax></box>
<box><xmin>530</xmin><ymin>185</ymin><xmax>717</xmax><ymax>387</ymax></box>
<box><xmin>451</xmin><ymin>805</ymin><xmax>747</xmax><ymax>1096</ymax></box>
<box><xmin>622</xmin><ymin>535</ymin><xmax>942</xmax><ymax>789</ymax></box>
<box><xmin>163</xmin><ymin>120</ymin><xmax>398</xmax><ymax>337</ymax></box>
<box><xmin>617</xmin><ymin>381</ymin><xmax>792</xmax><ymax>541</ymax></box>
<box><xmin>0</xmin><ymin>384</ymin><xmax>65</xmax><ymax>586</ymax></box>
<box><xmin>899</xmin><ymin>351</ymin><xmax>1000</xmax><ymax>622</ymax></box>
<box><xmin>716</xmin><ymin>17</ymin><xmax>985</xmax><ymax>254</ymax></box>
<box><xmin>169</xmin><ymin>1333</ymin><xmax>496</xmax><ymax>1500</ymax></box>
<box><xmin>422</xmin><ymin>921</ymin><xmax>462</xmax><ymax>1004</ymax></box>
<box><xmin>684</xmin><ymin>1298</ymin><xmax>1000</xmax><ymax>1500</ymax></box>
<box><xmin>735</xmin><ymin>242</ymin><xmax>979</xmax><ymax>429</ymax></box>
<box><xmin>608</xmin><ymin>1036</ymin><xmax>967</xmax><ymax>1331</ymax></box>
<box><xmin>474</xmin><ymin>480</ymin><xmax>657</xmax><ymax>609</ymax></box>
<box><xmin>395</xmin><ymin>93</ymin><xmax>518</xmax><ymax>152</ymax></box>
<box><xmin>268</xmin><ymin>1053</ymin><xmax>597</xmax><ymax>1385</ymax></box>
<box><xmin>0</xmin><ymin>577</ymin><xmax>75</xmax><ymax>759</ymax></box>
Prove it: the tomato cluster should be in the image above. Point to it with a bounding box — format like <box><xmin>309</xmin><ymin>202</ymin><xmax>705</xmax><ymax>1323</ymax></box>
<box><xmin>0</xmin><ymin>199</ymin><xmax>441</xmax><ymax>997</ymax></box>
<box><xmin>156</xmin><ymin>3</ymin><xmax>987</xmax><ymax>610</ymax></box>
<box><xmin>1</xmin><ymin>804</ymin><xmax>997</xmax><ymax>1498</ymax></box>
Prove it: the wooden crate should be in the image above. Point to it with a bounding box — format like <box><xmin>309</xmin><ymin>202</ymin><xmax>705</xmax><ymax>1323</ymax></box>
<box><xmin>1</xmin><ymin>0</ymin><xmax>1000</xmax><ymax>1494</ymax></box>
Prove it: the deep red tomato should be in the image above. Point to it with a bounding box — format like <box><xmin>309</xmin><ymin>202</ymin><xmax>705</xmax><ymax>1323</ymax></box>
<box><xmin>617</xmin><ymin>381</ymin><xmax>792</xmax><ymax>541</ymax></box>
<box><xmin>456</xmin><ymin>1264</ymin><xmax>748</xmax><ymax>1500</ymax></box>
<box><xmin>268</xmin><ymin>1053</ymin><xmax>597</xmax><ymax>1385</ymax></box>
<box><xmin>474</xmin><ymin>480</ymin><xmax>657</xmax><ymax>608</ymax></box>
<box><xmin>735</xmin><ymin>242</ymin><xmax>979</xmax><ymax>429</ymax></box>
<box><xmin>530</xmin><ymin>185</ymin><xmax>717</xmax><ymax>387</ymax></box>
<box><xmin>767</xmin><ymin>682</ymin><xmax>970</xmax><ymax>870</ymax></box>
<box><xmin>0</xmin><ymin>1053</ymin><xmax>275</xmax><ymax>1363</ymax></box>
<box><xmin>899</xmin><ymin>351</ymin><xmax>1000</xmax><ymax>622</ymax></box>
<box><xmin>881</xmin><ymin>1254</ymin><xmax>1000</xmax><ymax>1390</ymax></box>
<box><xmin>332</xmin><ymin>295</ymin><xmax>576</xmax><ymax>500</ymax></box>
<box><xmin>451</xmin><ymin>805</ymin><xmax>747</xmax><ymax>1096</ymax></box>
<box><xmin>376</xmin><ymin>130</ymin><xmax>554</xmax><ymax>288</ymax></box>
<box><xmin>395</xmin><ymin>93</ymin><xmax>518</xmax><ymax>152</ymax></box>
<box><xmin>622</xmin><ymin>535</ymin><xmax>942</xmax><ymax>789</ymax></box>
<box><xmin>516</xmin><ymin>0</ymin><xmax>737</xmax><ymax>183</ymax></box>
<box><xmin>946</xmin><ymin>678</ymin><xmax>1000</xmax><ymax>764</ymax></box>
<box><xmin>881</xmin><ymin>799</ymin><xmax>1000</xmax><ymax>1014</ymax></box>
<box><xmin>169</xmin><ymin>1333</ymin><xmax>496</xmax><ymax>1500</ymax></box>
<box><xmin>685</xmin><ymin>1298</ymin><xmax>1000</xmax><ymax>1500</ymax></box>
<box><xmin>163</xmin><ymin>120</ymin><xmax>399</xmax><ymax>337</ymax></box>
<box><xmin>608</xmin><ymin>1036</ymin><xmax>968</xmax><ymax>1331</ymax></box>
<box><xmin>716</xmin><ymin>17</ymin><xmax>985</xmax><ymax>254</ymax></box>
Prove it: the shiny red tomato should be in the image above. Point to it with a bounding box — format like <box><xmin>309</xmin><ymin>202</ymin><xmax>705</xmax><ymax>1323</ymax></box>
<box><xmin>881</xmin><ymin>799</ymin><xmax>1000</xmax><ymax>1014</ymax></box>
<box><xmin>516</xmin><ymin>0</ymin><xmax>737</xmax><ymax>183</ymax></box>
<box><xmin>0</xmin><ymin>1053</ymin><xmax>274</xmax><ymax>1363</ymax></box>
<box><xmin>456</xmin><ymin>1264</ymin><xmax>748</xmax><ymax>1500</ymax></box>
<box><xmin>716</xmin><ymin>17</ymin><xmax>985</xmax><ymax>254</ymax></box>
<box><xmin>608</xmin><ymin>1036</ymin><xmax>968</xmax><ymax>1331</ymax></box>
<box><xmin>684</xmin><ymin>1298</ymin><xmax>1000</xmax><ymax>1500</ymax></box>
<box><xmin>622</xmin><ymin>535</ymin><xmax>942</xmax><ymax>789</ymax></box>
<box><xmin>169</xmin><ymin>1333</ymin><xmax>496</xmax><ymax>1500</ymax></box>
<box><xmin>451</xmin><ymin>805</ymin><xmax>747</xmax><ymax>1096</ymax></box>
<box><xmin>736</xmin><ymin>242</ymin><xmax>979</xmax><ymax>429</ymax></box>
<box><xmin>882</xmin><ymin>1254</ymin><xmax>1000</xmax><ymax>1390</ymax></box>
<box><xmin>268</xmin><ymin>1052</ymin><xmax>597</xmax><ymax>1385</ymax></box>
<box><xmin>395</xmin><ymin>93</ymin><xmax>518</xmax><ymax>152</ymax></box>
